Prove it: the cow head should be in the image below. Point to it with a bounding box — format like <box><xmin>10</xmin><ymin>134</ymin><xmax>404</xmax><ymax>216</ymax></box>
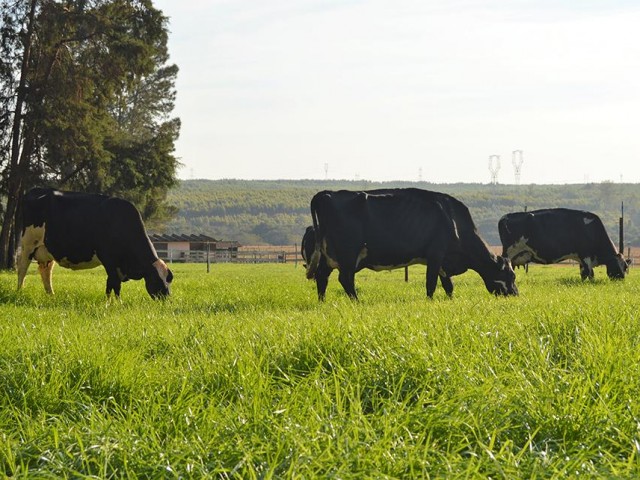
<box><xmin>302</xmin><ymin>226</ymin><xmax>321</xmax><ymax>279</ymax></box>
<box><xmin>144</xmin><ymin>259</ymin><xmax>173</xmax><ymax>298</ymax></box>
<box><xmin>605</xmin><ymin>253</ymin><xmax>629</xmax><ymax>280</ymax></box>
<box><xmin>485</xmin><ymin>256</ymin><xmax>518</xmax><ymax>296</ymax></box>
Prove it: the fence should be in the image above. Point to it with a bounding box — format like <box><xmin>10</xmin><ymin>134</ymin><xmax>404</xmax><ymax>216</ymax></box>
<box><xmin>157</xmin><ymin>246</ymin><xmax>640</xmax><ymax>267</ymax></box>
<box><xmin>156</xmin><ymin>246</ymin><xmax>304</xmax><ymax>265</ymax></box>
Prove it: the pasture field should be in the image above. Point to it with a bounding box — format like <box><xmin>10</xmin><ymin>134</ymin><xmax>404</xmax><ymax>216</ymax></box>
<box><xmin>1</xmin><ymin>263</ymin><xmax>640</xmax><ymax>478</ymax></box>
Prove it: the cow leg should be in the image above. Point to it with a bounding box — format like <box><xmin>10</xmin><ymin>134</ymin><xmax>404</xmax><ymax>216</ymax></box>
<box><xmin>106</xmin><ymin>274</ymin><xmax>122</xmax><ymax>299</ymax></box>
<box><xmin>17</xmin><ymin>248</ymin><xmax>32</xmax><ymax>290</ymax></box>
<box><xmin>38</xmin><ymin>261</ymin><xmax>55</xmax><ymax>294</ymax></box>
<box><xmin>426</xmin><ymin>264</ymin><xmax>440</xmax><ymax>299</ymax></box>
<box><xmin>579</xmin><ymin>261</ymin><xmax>588</xmax><ymax>280</ymax></box>
<box><xmin>439</xmin><ymin>274</ymin><xmax>454</xmax><ymax>298</ymax></box>
<box><xmin>579</xmin><ymin>260</ymin><xmax>593</xmax><ymax>281</ymax></box>
<box><xmin>338</xmin><ymin>269</ymin><xmax>358</xmax><ymax>300</ymax></box>
<box><xmin>315</xmin><ymin>263</ymin><xmax>332</xmax><ymax>301</ymax></box>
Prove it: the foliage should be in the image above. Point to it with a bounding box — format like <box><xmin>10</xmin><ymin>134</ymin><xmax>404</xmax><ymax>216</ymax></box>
<box><xmin>1</xmin><ymin>264</ymin><xmax>640</xmax><ymax>477</ymax></box>
<box><xmin>162</xmin><ymin>179</ymin><xmax>640</xmax><ymax>247</ymax></box>
<box><xmin>0</xmin><ymin>0</ymin><xmax>180</xmax><ymax>268</ymax></box>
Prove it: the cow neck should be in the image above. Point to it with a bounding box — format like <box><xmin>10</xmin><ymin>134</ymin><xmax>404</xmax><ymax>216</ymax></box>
<box><xmin>463</xmin><ymin>237</ymin><xmax>500</xmax><ymax>275</ymax></box>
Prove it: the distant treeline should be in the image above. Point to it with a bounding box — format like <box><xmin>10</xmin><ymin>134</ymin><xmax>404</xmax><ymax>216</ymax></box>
<box><xmin>155</xmin><ymin>179</ymin><xmax>640</xmax><ymax>248</ymax></box>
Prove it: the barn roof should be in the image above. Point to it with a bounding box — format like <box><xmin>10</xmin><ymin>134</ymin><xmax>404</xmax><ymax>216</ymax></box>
<box><xmin>148</xmin><ymin>233</ymin><xmax>218</xmax><ymax>243</ymax></box>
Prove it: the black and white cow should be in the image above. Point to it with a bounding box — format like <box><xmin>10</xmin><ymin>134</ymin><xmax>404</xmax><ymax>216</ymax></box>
<box><xmin>498</xmin><ymin>208</ymin><xmax>629</xmax><ymax>280</ymax></box>
<box><xmin>303</xmin><ymin>188</ymin><xmax>518</xmax><ymax>300</ymax></box>
<box><xmin>17</xmin><ymin>187</ymin><xmax>173</xmax><ymax>299</ymax></box>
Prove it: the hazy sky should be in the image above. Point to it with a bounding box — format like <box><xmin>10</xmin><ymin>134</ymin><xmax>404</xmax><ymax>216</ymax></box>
<box><xmin>153</xmin><ymin>0</ymin><xmax>640</xmax><ymax>184</ymax></box>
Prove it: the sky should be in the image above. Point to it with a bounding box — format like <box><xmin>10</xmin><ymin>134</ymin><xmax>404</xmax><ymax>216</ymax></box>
<box><xmin>153</xmin><ymin>0</ymin><xmax>640</xmax><ymax>184</ymax></box>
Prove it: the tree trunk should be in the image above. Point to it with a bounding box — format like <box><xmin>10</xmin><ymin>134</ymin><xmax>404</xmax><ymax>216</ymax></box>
<box><xmin>0</xmin><ymin>0</ymin><xmax>38</xmax><ymax>270</ymax></box>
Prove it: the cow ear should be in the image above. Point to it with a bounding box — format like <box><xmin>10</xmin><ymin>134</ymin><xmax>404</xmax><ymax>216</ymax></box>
<box><xmin>497</xmin><ymin>256</ymin><xmax>511</xmax><ymax>270</ymax></box>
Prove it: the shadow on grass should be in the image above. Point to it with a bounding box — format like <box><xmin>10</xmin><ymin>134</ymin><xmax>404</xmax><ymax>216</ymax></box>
<box><xmin>556</xmin><ymin>277</ymin><xmax>608</xmax><ymax>287</ymax></box>
<box><xmin>0</xmin><ymin>283</ymin><xmax>37</xmax><ymax>306</ymax></box>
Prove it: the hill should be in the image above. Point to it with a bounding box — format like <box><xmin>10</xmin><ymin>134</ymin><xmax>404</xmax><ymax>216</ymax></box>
<box><xmin>154</xmin><ymin>179</ymin><xmax>640</xmax><ymax>248</ymax></box>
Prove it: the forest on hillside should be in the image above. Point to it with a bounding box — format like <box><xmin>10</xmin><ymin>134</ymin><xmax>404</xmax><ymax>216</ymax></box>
<box><xmin>155</xmin><ymin>179</ymin><xmax>640</xmax><ymax>249</ymax></box>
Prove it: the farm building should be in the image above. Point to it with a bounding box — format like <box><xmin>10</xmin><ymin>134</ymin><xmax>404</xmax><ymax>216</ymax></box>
<box><xmin>149</xmin><ymin>234</ymin><xmax>240</xmax><ymax>262</ymax></box>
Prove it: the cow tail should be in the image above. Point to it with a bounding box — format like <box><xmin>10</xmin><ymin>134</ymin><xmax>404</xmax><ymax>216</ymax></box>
<box><xmin>437</xmin><ymin>201</ymin><xmax>460</xmax><ymax>245</ymax></box>
<box><xmin>306</xmin><ymin>194</ymin><xmax>323</xmax><ymax>279</ymax></box>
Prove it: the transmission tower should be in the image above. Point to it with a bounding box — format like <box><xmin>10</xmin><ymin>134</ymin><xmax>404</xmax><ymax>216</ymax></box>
<box><xmin>488</xmin><ymin>155</ymin><xmax>500</xmax><ymax>185</ymax></box>
<box><xmin>512</xmin><ymin>150</ymin><xmax>524</xmax><ymax>185</ymax></box>
<box><xmin>324</xmin><ymin>163</ymin><xmax>329</xmax><ymax>180</ymax></box>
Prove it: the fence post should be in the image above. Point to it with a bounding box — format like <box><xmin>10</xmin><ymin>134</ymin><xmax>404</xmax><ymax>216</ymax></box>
<box><xmin>294</xmin><ymin>243</ymin><xmax>298</xmax><ymax>267</ymax></box>
<box><xmin>619</xmin><ymin>201</ymin><xmax>624</xmax><ymax>255</ymax></box>
<box><xmin>206</xmin><ymin>242</ymin><xmax>210</xmax><ymax>273</ymax></box>
<box><xmin>405</xmin><ymin>266</ymin><xmax>409</xmax><ymax>282</ymax></box>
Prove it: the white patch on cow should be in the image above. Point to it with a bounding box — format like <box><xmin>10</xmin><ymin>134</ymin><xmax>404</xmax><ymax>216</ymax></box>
<box><xmin>20</xmin><ymin>224</ymin><xmax>46</xmax><ymax>251</ymax></box>
<box><xmin>33</xmin><ymin>245</ymin><xmax>55</xmax><ymax>263</ymax></box>
<box><xmin>552</xmin><ymin>252</ymin><xmax>581</xmax><ymax>264</ymax></box>
<box><xmin>583</xmin><ymin>217</ymin><xmax>594</xmax><ymax>225</ymax></box>
<box><xmin>583</xmin><ymin>256</ymin><xmax>596</xmax><ymax>269</ymax></box>
<box><xmin>57</xmin><ymin>254</ymin><xmax>101</xmax><ymax>270</ymax></box>
<box><xmin>355</xmin><ymin>246</ymin><xmax>368</xmax><ymax>270</ymax></box>
<box><xmin>153</xmin><ymin>259</ymin><xmax>170</xmax><ymax>282</ymax></box>
<box><xmin>451</xmin><ymin>221</ymin><xmax>459</xmax><ymax>242</ymax></box>
<box><xmin>325</xmin><ymin>255</ymin><xmax>340</xmax><ymax>269</ymax></box>
<box><xmin>305</xmin><ymin>249</ymin><xmax>322</xmax><ymax>279</ymax></box>
<box><xmin>494</xmin><ymin>280</ymin><xmax>507</xmax><ymax>291</ymax></box>
<box><xmin>17</xmin><ymin>224</ymin><xmax>47</xmax><ymax>289</ymax></box>
<box><xmin>506</xmin><ymin>236</ymin><xmax>535</xmax><ymax>265</ymax></box>
<box><xmin>322</xmin><ymin>238</ymin><xmax>340</xmax><ymax>269</ymax></box>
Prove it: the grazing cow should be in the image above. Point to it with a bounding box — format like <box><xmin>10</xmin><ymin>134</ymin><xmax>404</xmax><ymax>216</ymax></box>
<box><xmin>17</xmin><ymin>187</ymin><xmax>173</xmax><ymax>299</ymax></box>
<box><xmin>303</xmin><ymin>188</ymin><xmax>518</xmax><ymax>300</ymax></box>
<box><xmin>301</xmin><ymin>225</ymin><xmax>334</xmax><ymax>298</ymax></box>
<box><xmin>498</xmin><ymin>208</ymin><xmax>629</xmax><ymax>280</ymax></box>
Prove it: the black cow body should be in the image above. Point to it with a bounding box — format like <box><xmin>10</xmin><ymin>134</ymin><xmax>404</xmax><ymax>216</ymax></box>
<box><xmin>17</xmin><ymin>188</ymin><xmax>173</xmax><ymax>298</ymax></box>
<box><xmin>498</xmin><ymin>208</ymin><xmax>628</xmax><ymax>280</ymax></box>
<box><xmin>303</xmin><ymin>188</ymin><xmax>517</xmax><ymax>300</ymax></box>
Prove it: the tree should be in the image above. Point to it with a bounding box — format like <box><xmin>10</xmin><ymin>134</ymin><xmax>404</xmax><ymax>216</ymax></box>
<box><xmin>102</xmin><ymin>58</ymin><xmax>181</xmax><ymax>223</ymax></box>
<box><xmin>0</xmin><ymin>0</ymin><xmax>38</xmax><ymax>270</ymax></box>
<box><xmin>0</xmin><ymin>0</ymin><xmax>180</xmax><ymax>269</ymax></box>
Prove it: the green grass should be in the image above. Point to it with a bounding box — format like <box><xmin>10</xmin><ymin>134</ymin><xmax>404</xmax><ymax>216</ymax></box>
<box><xmin>1</xmin><ymin>262</ymin><xmax>640</xmax><ymax>478</ymax></box>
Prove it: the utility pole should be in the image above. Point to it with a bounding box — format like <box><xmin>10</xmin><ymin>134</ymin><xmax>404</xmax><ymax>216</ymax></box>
<box><xmin>512</xmin><ymin>150</ymin><xmax>524</xmax><ymax>185</ymax></box>
<box><xmin>488</xmin><ymin>155</ymin><xmax>500</xmax><ymax>185</ymax></box>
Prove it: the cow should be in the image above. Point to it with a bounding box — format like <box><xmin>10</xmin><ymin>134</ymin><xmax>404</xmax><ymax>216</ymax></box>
<box><xmin>17</xmin><ymin>187</ymin><xmax>173</xmax><ymax>299</ymax></box>
<box><xmin>303</xmin><ymin>188</ymin><xmax>518</xmax><ymax>300</ymax></box>
<box><xmin>301</xmin><ymin>225</ymin><xmax>334</xmax><ymax>298</ymax></box>
<box><xmin>498</xmin><ymin>208</ymin><xmax>629</xmax><ymax>280</ymax></box>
